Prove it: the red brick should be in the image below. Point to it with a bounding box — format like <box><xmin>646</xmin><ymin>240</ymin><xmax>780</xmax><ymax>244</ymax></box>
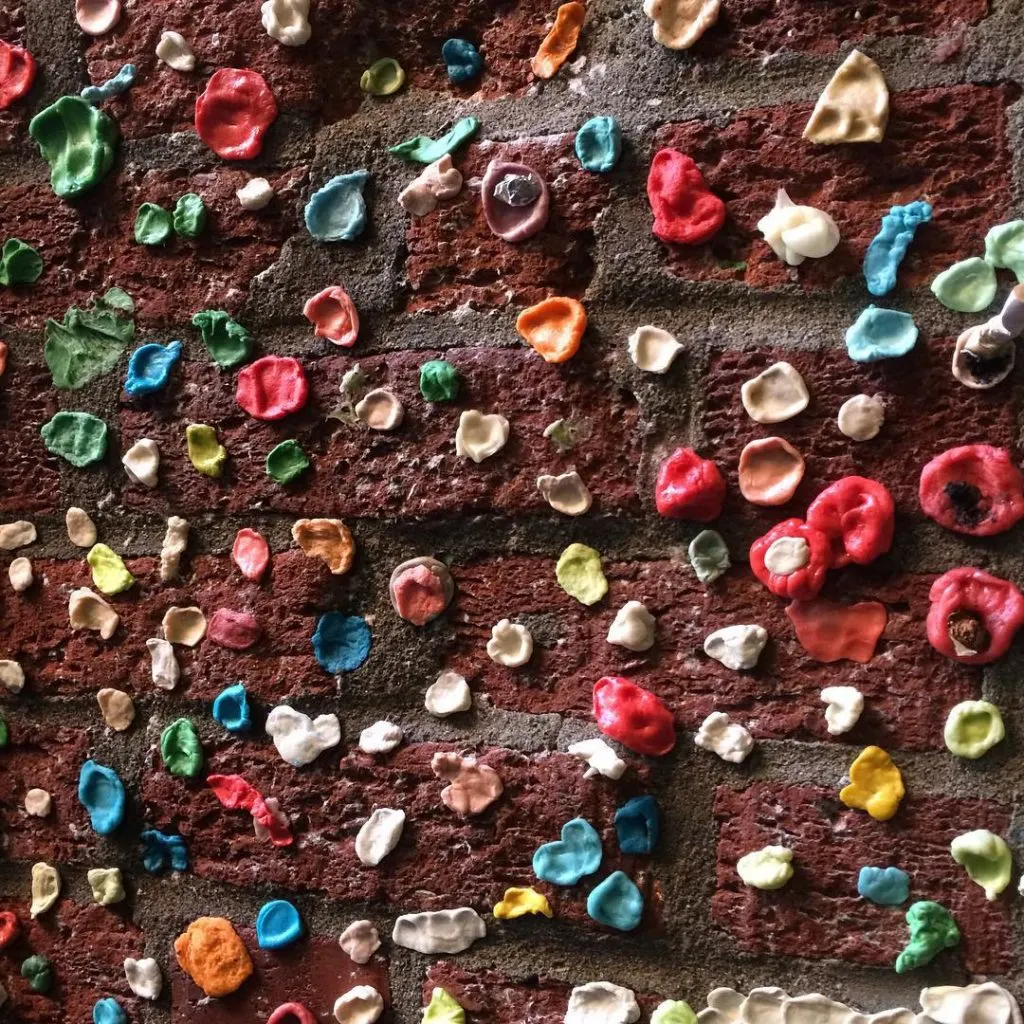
<box><xmin>0</xmin><ymin>723</ymin><xmax>97</xmax><ymax>865</ymax></box>
<box><xmin>654</xmin><ymin>85</ymin><xmax>1015</xmax><ymax>290</ymax></box>
<box><xmin>701</xmin><ymin>343</ymin><xmax>1021</xmax><ymax>523</ymax></box>
<box><xmin>0</xmin><ymin>901</ymin><xmax>143</xmax><ymax>1024</ymax></box>
<box><xmin>85</xmin><ymin>0</ymin><xmax>554</xmax><ymax>139</ymax></box>
<box><xmin>0</xmin><ymin>356</ymin><xmax>60</xmax><ymax>514</ymax></box>
<box><xmin>118</xmin><ymin>347</ymin><xmax>640</xmax><ymax>518</ymax></box>
<box><xmin>0</xmin><ymin>551</ymin><xmax>345</xmax><ymax>701</ymax></box>
<box><xmin>701</xmin><ymin>0</ymin><xmax>988</xmax><ymax>58</ymax></box>
<box><xmin>425</xmin><ymin>963</ymin><xmax>668</xmax><ymax>1023</ymax></box>
<box><xmin>141</xmin><ymin>741</ymin><xmax>659</xmax><ymax>927</ymax></box>
<box><xmin>0</xmin><ymin>166</ymin><xmax>303</xmax><ymax>329</ymax></box>
<box><xmin>172</xmin><ymin>926</ymin><xmax>389</xmax><ymax>1024</ymax></box>
<box><xmin>713</xmin><ymin>782</ymin><xmax>1012</xmax><ymax>974</ymax></box>
<box><xmin>444</xmin><ymin>557</ymin><xmax>979</xmax><ymax>751</ymax></box>
<box><xmin>404</xmin><ymin>135</ymin><xmax>612</xmax><ymax>312</ymax></box>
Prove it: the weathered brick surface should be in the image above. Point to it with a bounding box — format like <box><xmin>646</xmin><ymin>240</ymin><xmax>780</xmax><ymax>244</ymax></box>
<box><xmin>701</xmin><ymin>342</ymin><xmax>1022</xmax><ymax>522</ymax></box>
<box><xmin>0</xmin><ymin>11</ymin><xmax>29</xmax><ymax>154</ymax></box>
<box><xmin>404</xmin><ymin>136</ymin><xmax>613</xmax><ymax>313</ymax></box>
<box><xmin>0</xmin><ymin>551</ymin><xmax>345</xmax><ymax>701</ymax></box>
<box><xmin>142</xmin><ymin>741</ymin><xmax>658</xmax><ymax>926</ymax></box>
<box><xmin>0</xmin><ymin>901</ymin><xmax>143</xmax><ymax>1024</ymax></box>
<box><xmin>171</xmin><ymin>926</ymin><xmax>390</xmax><ymax>1023</ymax></box>
<box><xmin>654</xmin><ymin>85</ymin><xmax>1015</xmax><ymax>290</ymax></box>
<box><xmin>0</xmin><ymin>357</ymin><xmax>60</xmax><ymax>514</ymax></box>
<box><xmin>85</xmin><ymin>0</ymin><xmax>554</xmax><ymax>139</ymax></box>
<box><xmin>0</xmin><ymin>723</ymin><xmax>96</xmax><ymax>865</ymax></box>
<box><xmin>445</xmin><ymin>557</ymin><xmax>979</xmax><ymax>751</ymax></box>
<box><xmin>425</xmin><ymin>962</ymin><xmax>667</xmax><ymax>1023</ymax></box>
<box><xmin>703</xmin><ymin>0</ymin><xmax>989</xmax><ymax>58</ymax></box>
<box><xmin>119</xmin><ymin>347</ymin><xmax>641</xmax><ymax>518</ymax></box>
<box><xmin>0</xmin><ymin>167</ymin><xmax>303</xmax><ymax>329</ymax></box>
<box><xmin>713</xmin><ymin>782</ymin><xmax>1013</xmax><ymax>974</ymax></box>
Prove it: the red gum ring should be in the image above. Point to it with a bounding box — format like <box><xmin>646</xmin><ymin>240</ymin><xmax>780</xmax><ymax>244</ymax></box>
<box><xmin>806</xmin><ymin>475</ymin><xmax>895</xmax><ymax>568</ymax></box>
<box><xmin>926</xmin><ymin>567</ymin><xmax>1024</xmax><ymax>665</ymax></box>
<box><xmin>267</xmin><ymin>1003</ymin><xmax>317</xmax><ymax>1024</ymax></box>
<box><xmin>0</xmin><ymin>40</ymin><xmax>37</xmax><ymax>111</ymax></box>
<box><xmin>592</xmin><ymin>676</ymin><xmax>675</xmax><ymax>756</ymax></box>
<box><xmin>195</xmin><ymin>68</ymin><xmax>277</xmax><ymax>161</ymax></box>
<box><xmin>919</xmin><ymin>444</ymin><xmax>1024</xmax><ymax>536</ymax></box>
<box><xmin>749</xmin><ymin>517</ymin><xmax>830</xmax><ymax>600</ymax></box>
<box><xmin>655</xmin><ymin>447</ymin><xmax>726</xmax><ymax>521</ymax></box>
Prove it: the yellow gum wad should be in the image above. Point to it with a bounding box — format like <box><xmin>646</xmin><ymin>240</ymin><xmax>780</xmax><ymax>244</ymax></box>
<box><xmin>493</xmin><ymin>886</ymin><xmax>554</xmax><ymax>920</ymax></box>
<box><xmin>803</xmin><ymin>49</ymin><xmax>889</xmax><ymax>144</ymax></box>
<box><xmin>839</xmin><ymin>745</ymin><xmax>905</xmax><ymax>821</ymax></box>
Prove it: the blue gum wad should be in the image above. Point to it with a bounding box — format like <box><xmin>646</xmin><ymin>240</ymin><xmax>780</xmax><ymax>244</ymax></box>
<box><xmin>576</xmin><ymin>116</ymin><xmax>622</xmax><ymax>173</ymax></box>
<box><xmin>77</xmin><ymin>760</ymin><xmax>126</xmax><ymax>834</ymax></box>
<box><xmin>45</xmin><ymin>287</ymin><xmax>135</xmax><ymax>390</ymax></box>
<box><xmin>212</xmin><ymin>683</ymin><xmax>251</xmax><ymax>732</ymax></box>
<box><xmin>442</xmin><ymin>38</ymin><xmax>483</xmax><ymax>83</ymax></box>
<box><xmin>93</xmin><ymin>998</ymin><xmax>127</xmax><ymax>1024</ymax></box>
<box><xmin>614</xmin><ymin>795</ymin><xmax>660</xmax><ymax>854</ymax></box>
<box><xmin>125</xmin><ymin>340</ymin><xmax>182</xmax><ymax>396</ymax></box>
<box><xmin>305</xmin><ymin>170</ymin><xmax>370</xmax><ymax>242</ymax></box>
<box><xmin>256</xmin><ymin>899</ymin><xmax>303</xmax><ymax>949</ymax></box>
<box><xmin>81</xmin><ymin>64</ymin><xmax>137</xmax><ymax>105</ymax></box>
<box><xmin>845</xmin><ymin>305</ymin><xmax>918</xmax><ymax>362</ymax></box>
<box><xmin>388</xmin><ymin>116</ymin><xmax>479</xmax><ymax>164</ymax></box>
<box><xmin>533</xmin><ymin>817</ymin><xmax>603</xmax><ymax>885</ymax></box>
<box><xmin>40</xmin><ymin>411</ymin><xmax>109</xmax><ymax>466</ymax></box>
<box><xmin>587</xmin><ymin>870</ymin><xmax>644</xmax><ymax>931</ymax></box>
<box><xmin>312</xmin><ymin>612</ymin><xmax>372</xmax><ymax>672</ymax></box>
<box><xmin>29</xmin><ymin>95</ymin><xmax>118</xmax><ymax>198</ymax></box>
<box><xmin>857</xmin><ymin>865</ymin><xmax>910</xmax><ymax>905</ymax></box>
<box><xmin>140</xmin><ymin>829</ymin><xmax>189</xmax><ymax>874</ymax></box>
<box><xmin>895</xmin><ymin>900</ymin><xmax>960</xmax><ymax>973</ymax></box>
<box><xmin>863</xmin><ymin>200</ymin><xmax>932</xmax><ymax>296</ymax></box>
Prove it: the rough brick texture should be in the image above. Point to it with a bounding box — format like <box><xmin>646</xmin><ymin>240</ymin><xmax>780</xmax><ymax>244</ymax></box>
<box><xmin>701</xmin><ymin>343</ymin><xmax>1022</xmax><ymax>521</ymax></box>
<box><xmin>171</xmin><ymin>927</ymin><xmax>390</xmax><ymax>1023</ymax></box>
<box><xmin>655</xmin><ymin>85</ymin><xmax>1015</xmax><ymax>290</ymax></box>
<box><xmin>0</xmin><ymin>902</ymin><xmax>143</xmax><ymax>1024</ymax></box>
<box><xmin>0</xmin><ymin>357</ymin><xmax>60</xmax><ymax>514</ymax></box>
<box><xmin>0</xmin><ymin>167</ymin><xmax>304</xmax><ymax>329</ymax></box>
<box><xmin>404</xmin><ymin>136</ymin><xmax>613</xmax><ymax>312</ymax></box>
<box><xmin>0</xmin><ymin>551</ymin><xmax>346</xmax><ymax>701</ymax></box>
<box><xmin>714</xmin><ymin>783</ymin><xmax>1013</xmax><ymax>974</ymax></box>
<box><xmin>119</xmin><ymin>348</ymin><xmax>640</xmax><ymax>518</ymax></box>
<box><xmin>446</xmin><ymin>557</ymin><xmax>978</xmax><ymax>750</ymax></box>
<box><xmin>142</xmin><ymin>741</ymin><xmax>658</xmax><ymax>926</ymax></box>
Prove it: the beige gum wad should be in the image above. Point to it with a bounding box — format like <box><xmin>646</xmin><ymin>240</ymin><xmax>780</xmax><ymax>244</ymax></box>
<box><xmin>803</xmin><ymin>49</ymin><xmax>889</xmax><ymax>144</ymax></box>
<box><xmin>644</xmin><ymin>0</ymin><xmax>721</xmax><ymax>50</ymax></box>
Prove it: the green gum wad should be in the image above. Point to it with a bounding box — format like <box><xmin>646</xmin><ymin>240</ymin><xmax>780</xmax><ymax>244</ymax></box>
<box><xmin>360</xmin><ymin>58</ymin><xmax>405</xmax><ymax>96</ymax></box>
<box><xmin>265</xmin><ymin>439</ymin><xmax>310</xmax><ymax>484</ymax></box>
<box><xmin>894</xmin><ymin>900</ymin><xmax>960</xmax><ymax>973</ymax></box>
<box><xmin>653</xmin><ymin>1002</ymin><xmax>698</xmax><ymax>1024</ymax></box>
<box><xmin>134</xmin><ymin>202</ymin><xmax>172</xmax><ymax>246</ymax></box>
<box><xmin>44</xmin><ymin>287</ymin><xmax>135</xmax><ymax>389</ymax></box>
<box><xmin>40</xmin><ymin>411</ymin><xmax>109</xmax><ymax>466</ymax></box>
<box><xmin>556</xmin><ymin>543</ymin><xmax>608</xmax><ymax>606</ymax></box>
<box><xmin>689</xmin><ymin>529</ymin><xmax>730</xmax><ymax>584</ymax></box>
<box><xmin>173</xmin><ymin>192</ymin><xmax>207</xmax><ymax>238</ymax></box>
<box><xmin>20</xmin><ymin>954</ymin><xmax>53</xmax><ymax>993</ymax></box>
<box><xmin>422</xmin><ymin>988</ymin><xmax>465</xmax><ymax>1024</ymax></box>
<box><xmin>186</xmin><ymin>423</ymin><xmax>227</xmax><ymax>478</ymax></box>
<box><xmin>160</xmin><ymin>718</ymin><xmax>203</xmax><ymax>777</ymax></box>
<box><xmin>944</xmin><ymin>699</ymin><xmax>1004</xmax><ymax>758</ymax></box>
<box><xmin>29</xmin><ymin>95</ymin><xmax>118</xmax><ymax>198</ymax></box>
<box><xmin>950</xmin><ymin>829</ymin><xmax>1012</xmax><ymax>901</ymax></box>
<box><xmin>191</xmin><ymin>309</ymin><xmax>252</xmax><ymax>368</ymax></box>
<box><xmin>87</xmin><ymin>543</ymin><xmax>135</xmax><ymax>595</ymax></box>
<box><xmin>0</xmin><ymin>238</ymin><xmax>43</xmax><ymax>286</ymax></box>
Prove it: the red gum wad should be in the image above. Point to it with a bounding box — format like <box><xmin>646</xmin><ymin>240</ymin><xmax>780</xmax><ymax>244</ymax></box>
<box><xmin>919</xmin><ymin>444</ymin><xmax>1024</xmax><ymax>536</ymax></box>
<box><xmin>926</xmin><ymin>567</ymin><xmax>1024</xmax><ymax>665</ymax></box>
<box><xmin>592</xmin><ymin>676</ymin><xmax>675</xmax><ymax>756</ymax></box>
<box><xmin>749</xmin><ymin>518</ymin><xmax>831</xmax><ymax>600</ymax></box>
<box><xmin>806</xmin><ymin>476</ymin><xmax>895</xmax><ymax>568</ymax></box>
<box><xmin>647</xmin><ymin>149</ymin><xmax>726</xmax><ymax>245</ymax></box>
<box><xmin>655</xmin><ymin>447</ymin><xmax>726</xmax><ymax>521</ymax></box>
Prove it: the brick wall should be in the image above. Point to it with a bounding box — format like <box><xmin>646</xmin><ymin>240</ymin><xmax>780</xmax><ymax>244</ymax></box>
<box><xmin>2</xmin><ymin>0</ymin><xmax>1024</xmax><ymax>1021</ymax></box>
